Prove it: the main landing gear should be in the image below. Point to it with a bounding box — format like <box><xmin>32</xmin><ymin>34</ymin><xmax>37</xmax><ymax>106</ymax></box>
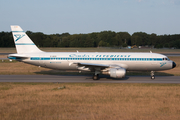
<box><xmin>151</xmin><ymin>71</ymin><xmax>155</xmax><ymax>80</ymax></box>
<box><xmin>93</xmin><ymin>74</ymin><xmax>99</xmax><ymax>80</ymax></box>
<box><xmin>93</xmin><ymin>71</ymin><xmax>100</xmax><ymax>80</ymax></box>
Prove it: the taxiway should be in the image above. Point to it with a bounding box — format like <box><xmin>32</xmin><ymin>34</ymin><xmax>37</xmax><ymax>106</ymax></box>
<box><xmin>0</xmin><ymin>75</ymin><xmax>179</xmax><ymax>83</ymax></box>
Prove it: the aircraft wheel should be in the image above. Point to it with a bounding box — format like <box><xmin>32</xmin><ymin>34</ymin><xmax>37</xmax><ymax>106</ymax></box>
<box><xmin>93</xmin><ymin>74</ymin><xmax>99</xmax><ymax>80</ymax></box>
<box><xmin>151</xmin><ymin>75</ymin><xmax>155</xmax><ymax>80</ymax></box>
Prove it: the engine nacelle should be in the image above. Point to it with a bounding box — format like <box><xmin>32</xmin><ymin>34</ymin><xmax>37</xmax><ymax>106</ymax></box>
<box><xmin>109</xmin><ymin>68</ymin><xmax>126</xmax><ymax>78</ymax></box>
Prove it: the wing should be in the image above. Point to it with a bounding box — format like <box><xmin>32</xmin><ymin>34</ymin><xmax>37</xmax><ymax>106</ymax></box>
<box><xmin>74</xmin><ymin>62</ymin><xmax>109</xmax><ymax>68</ymax></box>
<box><xmin>71</xmin><ymin>62</ymin><xmax>124</xmax><ymax>72</ymax></box>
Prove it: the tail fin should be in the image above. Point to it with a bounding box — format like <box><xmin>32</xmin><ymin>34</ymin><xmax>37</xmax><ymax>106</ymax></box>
<box><xmin>11</xmin><ymin>25</ymin><xmax>42</xmax><ymax>54</ymax></box>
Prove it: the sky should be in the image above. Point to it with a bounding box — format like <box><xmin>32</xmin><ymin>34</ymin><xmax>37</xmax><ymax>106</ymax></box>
<box><xmin>0</xmin><ymin>0</ymin><xmax>180</xmax><ymax>35</ymax></box>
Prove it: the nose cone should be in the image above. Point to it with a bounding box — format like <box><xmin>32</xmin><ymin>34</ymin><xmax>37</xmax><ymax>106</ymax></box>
<box><xmin>172</xmin><ymin>61</ymin><xmax>176</xmax><ymax>68</ymax></box>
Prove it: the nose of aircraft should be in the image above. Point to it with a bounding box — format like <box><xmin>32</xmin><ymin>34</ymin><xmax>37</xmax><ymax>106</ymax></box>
<box><xmin>172</xmin><ymin>61</ymin><xmax>176</xmax><ymax>68</ymax></box>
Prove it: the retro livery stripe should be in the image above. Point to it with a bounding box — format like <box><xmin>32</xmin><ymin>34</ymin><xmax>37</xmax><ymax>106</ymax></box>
<box><xmin>30</xmin><ymin>57</ymin><xmax>163</xmax><ymax>61</ymax></box>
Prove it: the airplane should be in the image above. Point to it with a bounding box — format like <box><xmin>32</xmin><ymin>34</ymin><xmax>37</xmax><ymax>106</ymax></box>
<box><xmin>8</xmin><ymin>25</ymin><xmax>176</xmax><ymax>80</ymax></box>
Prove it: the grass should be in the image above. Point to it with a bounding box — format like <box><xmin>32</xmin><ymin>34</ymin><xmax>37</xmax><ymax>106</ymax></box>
<box><xmin>1</xmin><ymin>47</ymin><xmax>180</xmax><ymax>53</ymax></box>
<box><xmin>0</xmin><ymin>83</ymin><xmax>180</xmax><ymax>120</ymax></box>
<box><xmin>0</xmin><ymin>56</ymin><xmax>179</xmax><ymax>76</ymax></box>
<box><xmin>0</xmin><ymin>55</ymin><xmax>7</xmax><ymax>58</ymax></box>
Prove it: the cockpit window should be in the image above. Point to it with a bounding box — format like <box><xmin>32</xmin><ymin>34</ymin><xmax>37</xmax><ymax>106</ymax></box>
<box><xmin>163</xmin><ymin>57</ymin><xmax>170</xmax><ymax>61</ymax></box>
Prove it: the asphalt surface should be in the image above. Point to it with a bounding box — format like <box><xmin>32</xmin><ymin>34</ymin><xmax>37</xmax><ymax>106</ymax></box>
<box><xmin>162</xmin><ymin>53</ymin><xmax>180</xmax><ymax>56</ymax></box>
<box><xmin>0</xmin><ymin>53</ymin><xmax>13</xmax><ymax>55</ymax></box>
<box><xmin>0</xmin><ymin>58</ymin><xmax>8</xmax><ymax>60</ymax></box>
<box><xmin>0</xmin><ymin>75</ymin><xmax>180</xmax><ymax>83</ymax></box>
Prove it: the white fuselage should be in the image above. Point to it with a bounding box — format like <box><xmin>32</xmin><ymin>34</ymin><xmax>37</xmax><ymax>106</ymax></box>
<box><xmin>9</xmin><ymin>52</ymin><xmax>173</xmax><ymax>71</ymax></box>
<box><xmin>9</xmin><ymin>25</ymin><xmax>176</xmax><ymax>79</ymax></box>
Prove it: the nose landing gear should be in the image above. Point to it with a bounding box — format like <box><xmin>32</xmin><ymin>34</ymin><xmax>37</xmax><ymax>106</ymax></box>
<box><xmin>151</xmin><ymin>71</ymin><xmax>155</xmax><ymax>80</ymax></box>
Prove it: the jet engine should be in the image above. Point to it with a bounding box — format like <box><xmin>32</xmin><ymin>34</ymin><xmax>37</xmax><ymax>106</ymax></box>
<box><xmin>109</xmin><ymin>68</ymin><xmax>126</xmax><ymax>78</ymax></box>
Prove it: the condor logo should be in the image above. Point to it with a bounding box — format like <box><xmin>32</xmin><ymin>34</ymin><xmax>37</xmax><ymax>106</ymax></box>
<box><xmin>14</xmin><ymin>34</ymin><xmax>25</xmax><ymax>42</ymax></box>
<box><xmin>160</xmin><ymin>62</ymin><xmax>166</xmax><ymax>67</ymax></box>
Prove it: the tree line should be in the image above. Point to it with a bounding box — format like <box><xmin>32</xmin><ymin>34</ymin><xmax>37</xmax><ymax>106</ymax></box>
<box><xmin>1</xmin><ymin>31</ymin><xmax>180</xmax><ymax>48</ymax></box>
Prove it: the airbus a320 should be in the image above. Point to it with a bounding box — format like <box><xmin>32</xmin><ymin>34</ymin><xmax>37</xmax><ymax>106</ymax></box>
<box><xmin>8</xmin><ymin>26</ymin><xmax>176</xmax><ymax>80</ymax></box>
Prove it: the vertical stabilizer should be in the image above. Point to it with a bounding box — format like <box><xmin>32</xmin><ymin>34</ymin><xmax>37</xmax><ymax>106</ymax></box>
<box><xmin>11</xmin><ymin>25</ymin><xmax>42</xmax><ymax>54</ymax></box>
